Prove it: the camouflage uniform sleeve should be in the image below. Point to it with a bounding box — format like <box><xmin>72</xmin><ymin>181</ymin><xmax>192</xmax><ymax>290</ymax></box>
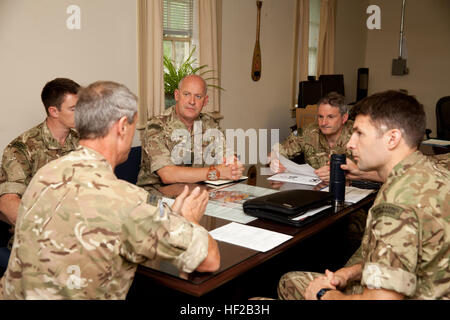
<box><xmin>279</xmin><ymin>131</ymin><xmax>304</xmax><ymax>158</ymax></box>
<box><xmin>361</xmin><ymin>203</ymin><xmax>419</xmax><ymax>297</ymax></box>
<box><xmin>141</xmin><ymin>122</ymin><xmax>175</xmax><ymax>174</ymax></box>
<box><xmin>0</xmin><ymin>142</ymin><xmax>31</xmax><ymax>197</ymax></box>
<box><xmin>120</xmin><ymin>201</ymin><xmax>209</xmax><ymax>273</ymax></box>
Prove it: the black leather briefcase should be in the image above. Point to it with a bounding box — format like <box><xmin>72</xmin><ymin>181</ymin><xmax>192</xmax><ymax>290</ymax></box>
<box><xmin>243</xmin><ymin>190</ymin><xmax>333</xmax><ymax>227</ymax></box>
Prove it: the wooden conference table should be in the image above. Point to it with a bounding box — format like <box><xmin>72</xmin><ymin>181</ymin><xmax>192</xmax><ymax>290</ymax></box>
<box><xmin>136</xmin><ymin>165</ymin><xmax>377</xmax><ymax>297</ymax></box>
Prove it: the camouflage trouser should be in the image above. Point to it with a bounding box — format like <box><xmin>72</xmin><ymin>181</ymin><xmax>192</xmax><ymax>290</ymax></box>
<box><xmin>277</xmin><ymin>271</ymin><xmax>364</xmax><ymax>300</ymax></box>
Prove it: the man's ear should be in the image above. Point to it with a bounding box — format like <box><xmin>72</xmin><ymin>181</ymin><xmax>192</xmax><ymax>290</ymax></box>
<box><xmin>174</xmin><ymin>89</ymin><xmax>180</xmax><ymax>101</ymax></box>
<box><xmin>117</xmin><ymin>116</ymin><xmax>128</xmax><ymax>138</ymax></box>
<box><xmin>203</xmin><ymin>94</ymin><xmax>209</xmax><ymax>108</ymax></box>
<box><xmin>342</xmin><ymin>112</ymin><xmax>349</xmax><ymax>124</ymax></box>
<box><xmin>385</xmin><ymin>128</ymin><xmax>402</xmax><ymax>150</ymax></box>
<box><xmin>47</xmin><ymin>106</ymin><xmax>59</xmax><ymax>118</ymax></box>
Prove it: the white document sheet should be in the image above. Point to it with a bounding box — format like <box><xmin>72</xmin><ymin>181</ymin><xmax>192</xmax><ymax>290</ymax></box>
<box><xmin>161</xmin><ymin>196</ymin><xmax>258</xmax><ymax>224</ymax></box>
<box><xmin>207</xmin><ymin>184</ymin><xmax>277</xmax><ymax>223</ymax></box>
<box><xmin>209</xmin><ymin>222</ymin><xmax>293</xmax><ymax>252</ymax></box>
<box><xmin>321</xmin><ymin>186</ymin><xmax>375</xmax><ymax>203</ymax></box>
<box><xmin>205</xmin><ymin>201</ymin><xmax>257</xmax><ymax>224</ymax></box>
<box><xmin>267</xmin><ymin>172</ymin><xmax>322</xmax><ymax>186</ymax></box>
<box><xmin>268</xmin><ymin>152</ymin><xmax>321</xmax><ymax>185</ymax></box>
<box><xmin>422</xmin><ymin>139</ymin><xmax>450</xmax><ymax>147</ymax></box>
<box><xmin>291</xmin><ymin>205</ymin><xmax>332</xmax><ymax>221</ymax></box>
<box><xmin>278</xmin><ymin>153</ymin><xmax>318</xmax><ymax>177</ymax></box>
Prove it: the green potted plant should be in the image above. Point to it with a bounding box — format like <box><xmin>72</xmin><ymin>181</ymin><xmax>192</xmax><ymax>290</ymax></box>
<box><xmin>163</xmin><ymin>46</ymin><xmax>223</xmax><ymax>108</ymax></box>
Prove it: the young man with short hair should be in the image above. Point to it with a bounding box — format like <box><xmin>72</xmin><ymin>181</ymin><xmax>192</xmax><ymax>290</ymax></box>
<box><xmin>277</xmin><ymin>90</ymin><xmax>449</xmax><ymax>300</ymax></box>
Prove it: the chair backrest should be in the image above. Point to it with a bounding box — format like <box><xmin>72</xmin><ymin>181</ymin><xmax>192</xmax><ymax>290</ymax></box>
<box><xmin>319</xmin><ymin>74</ymin><xmax>345</xmax><ymax>97</ymax></box>
<box><xmin>114</xmin><ymin>146</ymin><xmax>142</xmax><ymax>184</ymax></box>
<box><xmin>296</xmin><ymin>104</ymin><xmax>318</xmax><ymax>130</ymax></box>
<box><xmin>436</xmin><ymin>96</ymin><xmax>450</xmax><ymax>140</ymax></box>
<box><xmin>298</xmin><ymin>80</ymin><xmax>322</xmax><ymax>109</ymax></box>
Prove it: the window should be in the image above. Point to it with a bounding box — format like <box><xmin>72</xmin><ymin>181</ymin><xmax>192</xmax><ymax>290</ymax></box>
<box><xmin>163</xmin><ymin>0</ymin><xmax>194</xmax><ymax>69</ymax></box>
<box><xmin>308</xmin><ymin>0</ymin><xmax>320</xmax><ymax>77</ymax></box>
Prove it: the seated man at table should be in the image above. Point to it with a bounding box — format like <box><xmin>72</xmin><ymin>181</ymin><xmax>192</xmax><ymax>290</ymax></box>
<box><xmin>137</xmin><ymin>75</ymin><xmax>244</xmax><ymax>192</ymax></box>
<box><xmin>0</xmin><ymin>78</ymin><xmax>80</xmax><ymax>270</ymax></box>
<box><xmin>277</xmin><ymin>90</ymin><xmax>449</xmax><ymax>300</ymax></box>
<box><xmin>0</xmin><ymin>78</ymin><xmax>80</xmax><ymax>226</ymax></box>
<box><xmin>0</xmin><ymin>81</ymin><xmax>220</xmax><ymax>300</ymax></box>
<box><xmin>270</xmin><ymin>92</ymin><xmax>382</xmax><ymax>183</ymax></box>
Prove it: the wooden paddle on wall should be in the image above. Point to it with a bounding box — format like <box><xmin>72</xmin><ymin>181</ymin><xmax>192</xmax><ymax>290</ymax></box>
<box><xmin>251</xmin><ymin>1</ymin><xmax>262</xmax><ymax>81</ymax></box>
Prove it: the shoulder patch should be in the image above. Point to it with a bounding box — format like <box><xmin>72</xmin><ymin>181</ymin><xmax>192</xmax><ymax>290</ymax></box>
<box><xmin>10</xmin><ymin>140</ymin><xmax>27</xmax><ymax>151</ymax></box>
<box><xmin>147</xmin><ymin>123</ymin><xmax>163</xmax><ymax>131</ymax></box>
<box><xmin>371</xmin><ymin>203</ymin><xmax>404</xmax><ymax>220</ymax></box>
<box><xmin>147</xmin><ymin>193</ymin><xmax>161</xmax><ymax>206</ymax></box>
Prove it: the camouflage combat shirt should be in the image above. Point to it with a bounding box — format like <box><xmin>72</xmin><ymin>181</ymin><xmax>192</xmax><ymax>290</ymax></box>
<box><xmin>358</xmin><ymin>151</ymin><xmax>450</xmax><ymax>299</ymax></box>
<box><xmin>137</xmin><ymin>106</ymin><xmax>225</xmax><ymax>190</ymax></box>
<box><xmin>431</xmin><ymin>152</ymin><xmax>449</xmax><ymax>170</ymax></box>
<box><xmin>0</xmin><ymin>146</ymin><xmax>209</xmax><ymax>300</ymax></box>
<box><xmin>0</xmin><ymin>120</ymin><xmax>79</xmax><ymax>197</ymax></box>
<box><xmin>278</xmin><ymin>120</ymin><xmax>354</xmax><ymax>169</ymax></box>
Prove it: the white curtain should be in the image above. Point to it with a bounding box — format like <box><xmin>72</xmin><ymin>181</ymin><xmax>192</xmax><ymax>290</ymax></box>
<box><xmin>198</xmin><ymin>0</ymin><xmax>221</xmax><ymax>114</ymax></box>
<box><xmin>137</xmin><ymin>0</ymin><xmax>165</xmax><ymax>130</ymax></box>
<box><xmin>291</xmin><ymin>0</ymin><xmax>310</xmax><ymax>108</ymax></box>
<box><xmin>316</xmin><ymin>0</ymin><xmax>336</xmax><ymax>77</ymax></box>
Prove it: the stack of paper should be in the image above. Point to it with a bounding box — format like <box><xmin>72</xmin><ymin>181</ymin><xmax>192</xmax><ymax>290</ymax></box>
<box><xmin>268</xmin><ymin>172</ymin><xmax>321</xmax><ymax>185</ymax></box>
<box><xmin>422</xmin><ymin>139</ymin><xmax>450</xmax><ymax>147</ymax></box>
<box><xmin>268</xmin><ymin>154</ymin><xmax>322</xmax><ymax>185</ymax></box>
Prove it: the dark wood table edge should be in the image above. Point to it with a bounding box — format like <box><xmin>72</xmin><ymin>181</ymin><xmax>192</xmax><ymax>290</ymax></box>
<box><xmin>136</xmin><ymin>195</ymin><xmax>375</xmax><ymax>297</ymax></box>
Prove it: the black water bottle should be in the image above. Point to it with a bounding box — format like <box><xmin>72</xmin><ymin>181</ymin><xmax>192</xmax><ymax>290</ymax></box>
<box><xmin>329</xmin><ymin>154</ymin><xmax>346</xmax><ymax>206</ymax></box>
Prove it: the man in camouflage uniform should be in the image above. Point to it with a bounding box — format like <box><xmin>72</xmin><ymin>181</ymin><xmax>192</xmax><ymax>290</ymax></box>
<box><xmin>277</xmin><ymin>90</ymin><xmax>450</xmax><ymax>300</ymax></box>
<box><xmin>270</xmin><ymin>92</ymin><xmax>353</xmax><ymax>182</ymax></box>
<box><xmin>137</xmin><ymin>75</ymin><xmax>244</xmax><ymax>193</ymax></box>
<box><xmin>271</xmin><ymin>92</ymin><xmax>382</xmax><ymax>183</ymax></box>
<box><xmin>0</xmin><ymin>78</ymin><xmax>80</xmax><ymax>269</ymax></box>
<box><xmin>270</xmin><ymin>92</ymin><xmax>376</xmax><ymax>246</ymax></box>
<box><xmin>0</xmin><ymin>81</ymin><xmax>220</xmax><ymax>300</ymax></box>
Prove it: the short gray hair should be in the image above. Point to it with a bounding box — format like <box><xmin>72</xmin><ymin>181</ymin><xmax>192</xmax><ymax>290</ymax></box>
<box><xmin>317</xmin><ymin>92</ymin><xmax>348</xmax><ymax>115</ymax></box>
<box><xmin>75</xmin><ymin>81</ymin><xmax>137</xmax><ymax>139</ymax></box>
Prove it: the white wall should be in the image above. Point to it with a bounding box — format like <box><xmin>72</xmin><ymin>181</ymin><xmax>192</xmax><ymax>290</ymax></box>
<box><xmin>220</xmin><ymin>0</ymin><xmax>297</xmax><ymax>161</ymax></box>
<box><xmin>0</xmin><ymin>0</ymin><xmax>139</xmax><ymax>154</ymax></box>
<box><xmin>363</xmin><ymin>0</ymin><xmax>450</xmax><ymax>133</ymax></box>
<box><xmin>1</xmin><ymin>0</ymin><xmax>448</xmax><ymax>160</ymax></box>
<box><xmin>334</xmin><ymin>0</ymin><xmax>368</xmax><ymax>103</ymax></box>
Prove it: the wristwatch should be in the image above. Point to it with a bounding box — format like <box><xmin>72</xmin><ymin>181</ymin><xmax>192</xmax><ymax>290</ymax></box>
<box><xmin>207</xmin><ymin>166</ymin><xmax>220</xmax><ymax>181</ymax></box>
<box><xmin>316</xmin><ymin>288</ymin><xmax>332</xmax><ymax>300</ymax></box>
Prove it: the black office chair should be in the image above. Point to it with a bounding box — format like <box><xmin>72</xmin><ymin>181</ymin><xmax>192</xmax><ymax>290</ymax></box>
<box><xmin>114</xmin><ymin>146</ymin><xmax>142</xmax><ymax>184</ymax></box>
<box><xmin>426</xmin><ymin>96</ymin><xmax>450</xmax><ymax>140</ymax></box>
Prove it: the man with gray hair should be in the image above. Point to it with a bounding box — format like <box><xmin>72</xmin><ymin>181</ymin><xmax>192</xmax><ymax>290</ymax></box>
<box><xmin>270</xmin><ymin>92</ymin><xmax>363</xmax><ymax>182</ymax></box>
<box><xmin>0</xmin><ymin>81</ymin><xmax>220</xmax><ymax>300</ymax></box>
